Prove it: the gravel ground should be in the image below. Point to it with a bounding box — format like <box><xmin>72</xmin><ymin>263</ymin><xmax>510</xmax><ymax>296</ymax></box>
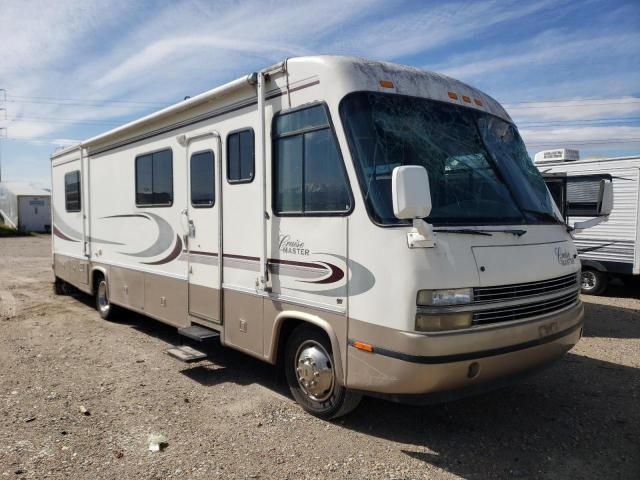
<box><xmin>0</xmin><ymin>235</ymin><xmax>638</xmax><ymax>479</ymax></box>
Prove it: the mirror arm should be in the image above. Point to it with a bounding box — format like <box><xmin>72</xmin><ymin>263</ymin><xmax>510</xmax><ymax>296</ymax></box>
<box><xmin>407</xmin><ymin>218</ymin><xmax>436</xmax><ymax>248</ymax></box>
<box><xmin>572</xmin><ymin>215</ymin><xmax>609</xmax><ymax>234</ymax></box>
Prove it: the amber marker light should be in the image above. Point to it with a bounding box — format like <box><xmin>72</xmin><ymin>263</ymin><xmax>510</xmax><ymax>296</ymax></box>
<box><xmin>474</xmin><ymin>98</ymin><xmax>483</xmax><ymax>106</ymax></box>
<box><xmin>447</xmin><ymin>91</ymin><xmax>458</xmax><ymax>100</ymax></box>
<box><xmin>462</xmin><ymin>95</ymin><xmax>471</xmax><ymax>103</ymax></box>
<box><xmin>352</xmin><ymin>341</ymin><xmax>374</xmax><ymax>353</ymax></box>
<box><xmin>379</xmin><ymin>80</ymin><xmax>394</xmax><ymax>88</ymax></box>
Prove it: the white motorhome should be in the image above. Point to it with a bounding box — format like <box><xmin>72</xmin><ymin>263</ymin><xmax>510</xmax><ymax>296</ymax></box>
<box><xmin>536</xmin><ymin>149</ymin><xmax>637</xmax><ymax>295</ymax></box>
<box><xmin>0</xmin><ymin>182</ymin><xmax>51</xmax><ymax>232</ymax></box>
<box><xmin>51</xmin><ymin>56</ymin><xmax>584</xmax><ymax>418</ymax></box>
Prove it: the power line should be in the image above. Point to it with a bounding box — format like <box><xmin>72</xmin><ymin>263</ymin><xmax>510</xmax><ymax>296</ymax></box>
<box><xmin>7</xmin><ymin>116</ymin><xmax>121</xmax><ymax>127</ymax></box>
<box><xmin>5</xmin><ymin>94</ymin><xmax>166</xmax><ymax>106</ymax></box>
<box><xmin>506</xmin><ymin>100</ymin><xmax>640</xmax><ymax>109</ymax></box>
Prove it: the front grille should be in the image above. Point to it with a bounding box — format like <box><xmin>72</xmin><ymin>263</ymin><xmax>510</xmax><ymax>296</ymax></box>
<box><xmin>473</xmin><ymin>273</ymin><xmax>579</xmax><ymax>303</ymax></box>
<box><xmin>473</xmin><ymin>291</ymin><xmax>579</xmax><ymax>325</ymax></box>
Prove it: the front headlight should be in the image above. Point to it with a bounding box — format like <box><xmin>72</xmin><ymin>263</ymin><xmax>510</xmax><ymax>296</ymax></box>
<box><xmin>417</xmin><ymin>288</ymin><xmax>473</xmax><ymax>306</ymax></box>
<box><xmin>415</xmin><ymin>312</ymin><xmax>473</xmax><ymax>332</ymax></box>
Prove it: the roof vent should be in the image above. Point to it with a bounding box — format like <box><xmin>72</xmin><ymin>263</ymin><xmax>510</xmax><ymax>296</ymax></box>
<box><xmin>534</xmin><ymin>148</ymin><xmax>580</xmax><ymax>164</ymax></box>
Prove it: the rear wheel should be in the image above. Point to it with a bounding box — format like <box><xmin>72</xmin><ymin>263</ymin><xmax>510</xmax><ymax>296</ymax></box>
<box><xmin>95</xmin><ymin>276</ymin><xmax>117</xmax><ymax>320</ymax></box>
<box><xmin>285</xmin><ymin>325</ymin><xmax>361</xmax><ymax>419</ymax></box>
<box><xmin>581</xmin><ymin>269</ymin><xmax>608</xmax><ymax>295</ymax></box>
<box><xmin>54</xmin><ymin>277</ymin><xmax>70</xmax><ymax>295</ymax></box>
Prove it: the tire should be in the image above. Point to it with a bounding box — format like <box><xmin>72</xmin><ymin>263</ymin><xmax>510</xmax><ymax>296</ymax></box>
<box><xmin>95</xmin><ymin>276</ymin><xmax>117</xmax><ymax>320</ymax></box>
<box><xmin>581</xmin><ymin>269</ymin><xmax>608</xmax><ymax>295</ymax></box>
<box><xmin>285</xmin><ymin>325</ymin><xmax>361</xmax><ymax>419</ymax></box>
<box><xmin>54</xmin><ymin>278</ymin><xmax>70</xmax><ymax>295</ymax></box>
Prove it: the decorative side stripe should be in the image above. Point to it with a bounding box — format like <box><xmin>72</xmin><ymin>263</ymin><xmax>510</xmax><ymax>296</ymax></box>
<box><xmin>142</xmin><ymin>235</ymin><xmax>183</xmax><ymax>265</ymax></box>
<box><xmin>53</xmin><ymin>225</ymin><xmax>79</xmax><ymax>242</ymax></box>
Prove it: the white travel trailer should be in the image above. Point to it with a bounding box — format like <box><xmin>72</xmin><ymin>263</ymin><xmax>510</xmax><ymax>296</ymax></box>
<box><xmin>536</xmin><ymin>149</ymin><xmax>637</xmax><ymax>295</ymax></box>
<box><xmin>0</xmin><ymin>182</ymin><xmax>51</xmax><ymax>232</ymax></box>
<box><xmin>51</xmin><ymin>56</ymin><xmax>584</xmax><ymax>418</ymax></box>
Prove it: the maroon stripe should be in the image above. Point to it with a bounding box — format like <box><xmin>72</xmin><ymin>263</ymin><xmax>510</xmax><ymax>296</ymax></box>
<box><xmin>299</xmin><ymin>261</ymin><xmax>345</xmax><ymax>284</ymax></box>
<box><xmin>53</xmin><ymin>225</ymin><xmax>79</xmax><ymax>242</ymax></box>
<box><xmin>269</xmin><ymin>257</ymin><xmax>327</xmax><ymax>271</ymax></box>
<box><xmin>142</xmin><ymin>235</ymin><xmax>183</xmax><ymax>265</ymax></box>
<box><xmin>189</xmin><ymin>250</ymin><xmax>218</xmax><ymax>257</ymax></box>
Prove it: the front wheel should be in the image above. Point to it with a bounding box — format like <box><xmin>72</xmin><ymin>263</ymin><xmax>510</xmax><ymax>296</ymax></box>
<box><xmin>285</xmin><ymin>325</ymin><xmax>361</xmax><ymax>419</ymax></box>
<box><xmin>581</xmin><ymin>269</ymin><xmax>608</xmax><ymax>295</ymax></box>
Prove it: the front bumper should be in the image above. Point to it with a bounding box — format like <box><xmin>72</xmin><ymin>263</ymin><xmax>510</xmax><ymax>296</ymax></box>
<box><xmin>346</xmin><ymin>301</ymin><xmax>584</xmax><ymax>396</ymax></box>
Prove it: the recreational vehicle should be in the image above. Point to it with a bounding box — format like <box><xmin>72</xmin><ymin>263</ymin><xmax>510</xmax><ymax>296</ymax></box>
<box><xmin>51</xmin><ymin>56</ymin><xmax>584</xmax><ymax>418</ymax></box>
<box><xmin>537</xmin><ymin>149</ymin><xmax>634</xmax><ymax>295</ymax></box>
<box><xmin>0</xmin><ymin>182</ymin><xmax>51</xmax><ymax>232</ymax></box>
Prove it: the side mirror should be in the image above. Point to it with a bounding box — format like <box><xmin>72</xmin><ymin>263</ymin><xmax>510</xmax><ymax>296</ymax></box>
<box><xmin>597</xmin><ymin>180</ymin><xmax>613</xmax><ymax>216</ymax></box>
<box><xmin>392</xmin><ymin>165</ymin><xmax>432</xmax><ymax>220</ymax></box>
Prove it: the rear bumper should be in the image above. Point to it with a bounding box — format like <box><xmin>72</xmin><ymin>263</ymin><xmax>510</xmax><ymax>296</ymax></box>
<box><xmin>346</xmin><ymin>301</ymin><xmax>584</xmax><ymax>396</ymax></box>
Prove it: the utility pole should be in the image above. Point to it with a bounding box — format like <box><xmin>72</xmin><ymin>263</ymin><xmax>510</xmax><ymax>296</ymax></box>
<box><xmin>0</xmin><ymin>89</ymin><xmax>6</xmax><ymax>184</ymax></box>
<box><xmin>0</xmin><ymin>127</ymin><xmax>6</xmax><ymax>184</ymax></box>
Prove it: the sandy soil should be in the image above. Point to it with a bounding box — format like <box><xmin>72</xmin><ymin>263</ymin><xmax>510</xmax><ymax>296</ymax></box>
<box><xmin>0</xmin><ymin>235</ymin><xmax>638</xmax><ymax>479</ymax></box>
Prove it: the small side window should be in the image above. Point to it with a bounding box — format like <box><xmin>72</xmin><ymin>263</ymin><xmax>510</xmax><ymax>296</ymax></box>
<box><xmin>227</xmin><ymin>129</ymin><xmax>254</xmax><ymax>183</ymax></box>
<box><xmin>273</xmin><ymin>104</ymin><xmax>351</xmax><ymax>215</ymax></box>
<box><xmin>65</xmin><ymin>170</ymin><xmax>81</xmax><ymax>212</ymax></box>
<box><xmin>135</xmin><ymin>149</ymin><xmax>173</xmax><ymax>206</ymax></box>
<box><xmin>191</xmin><ymin>150</ymin><xmax>215</xmax><ymax>207</ymax></box>
<box><xmin>566</xmin><ymin>175</ymin><xmax>611</xmax><ymax>217</ymax></box>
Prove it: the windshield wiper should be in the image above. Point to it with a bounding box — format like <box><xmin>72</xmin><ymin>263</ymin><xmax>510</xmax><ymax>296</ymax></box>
<box><xmin>520</xmin><ymin>208</ymin><xmax>563</xmax><ymax>225</ymax></box>
<box><xmin>434</xmin><ymin>228</ymin><xmax>528</xmax><ymax>237</ymax></box>
<box><xmin>434</xmin><ymin>228</ymin><xmax>493</xmax><ymax>236</ymax></box>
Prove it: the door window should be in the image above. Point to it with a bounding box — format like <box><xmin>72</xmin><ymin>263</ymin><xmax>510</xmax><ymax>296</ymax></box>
<box><xmin>190</xmin><ymin>150</ymin><xmax>215</xmax><ymax>207</ymax></box>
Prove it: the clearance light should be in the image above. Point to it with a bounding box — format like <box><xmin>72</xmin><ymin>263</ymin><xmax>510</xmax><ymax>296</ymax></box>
<box><xmin>379</xmin><ymin>80</ymin><xmax>394</xmax><ymax>89</ymax></box>
<box><xmin>447</xmin><ymin>91</ymin><xmax>458</xmax><ymax>100</ymax></box>
<box><xmin>462</xmin><ymin>95</ymin><xmax>471</xmax><ymax>103</ymax></box>
<box><xmin>352</xmin><ymin>341</ymin><xmax>374</xmax><ymax>352</ymax></box>
<box><xmin>415</xmin><ymin>312</ymin><xmax>473</xmax><ymax>332</ymax></box>
<box><xmin>474</xmin><ymin>98</ymin><xmax>483</xmax><ymax>106</ymax></box>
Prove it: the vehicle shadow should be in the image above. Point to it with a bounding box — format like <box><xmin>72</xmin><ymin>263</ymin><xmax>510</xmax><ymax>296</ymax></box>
<box><xmin>341</xmin><ymin>352</ymin><xmax>639</xmax><ymax>479</ymax></box>
<box><xmin>81</xmin><ymin>290</ymin><xmax>639</xmax><ymax>479</ymax></box>
<box><xmin>581</xmin><ymin>296</ymin><xmax>640</xmax><ymax>339</ymax></box>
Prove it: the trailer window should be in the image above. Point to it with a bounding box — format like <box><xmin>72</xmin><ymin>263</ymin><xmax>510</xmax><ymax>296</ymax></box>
<box><xmin>273</xmin><ymin>104</ymin><xmax>351</xmax><ymax>215</ymax></box>
<box><xmin>227</xmin><ymin>129</ymin><xmax>254</xmax><ymax>183</ymax></box>
<box><xmin>566</xmin><ymin>175</ymin><xmax>611</xmax><ymax>216</ymax></box>
<box><xmin>135</xmin><ymin>149</ymin><xmax>173</xmax><ymax>206</ymax></box>
<box><xmin>65</xmin><ymin>170</ymin><xmax>81</xmax><ymax>212</ymax></box>
<box><xmin>191</xmin><ymin>150</ymin><xmax>215</xmax><ymax>207</ymax></box>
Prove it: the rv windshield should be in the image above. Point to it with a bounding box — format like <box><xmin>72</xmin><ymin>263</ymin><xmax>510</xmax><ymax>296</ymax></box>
<box><xmin>339</xmin><ymin>92</ymin><xmax>557</xmax><ymax>226</ymax></box>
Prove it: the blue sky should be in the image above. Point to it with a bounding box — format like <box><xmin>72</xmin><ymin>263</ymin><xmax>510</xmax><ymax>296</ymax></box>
<box><xmin>0</xmin><ymin>0</ymin><xmax>638</xmax><ymax>187</ymax></box>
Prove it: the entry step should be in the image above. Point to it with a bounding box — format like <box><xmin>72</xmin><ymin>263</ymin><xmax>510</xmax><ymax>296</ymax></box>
<box><xmin>166</xmin><ymin>345</ymin><xmax>208</xmax><ymax>362</ymax></box>
<box><xmin>178</xmin><ymin>325</ymin><xmax>220</xmax><ymax>342</ymax></box>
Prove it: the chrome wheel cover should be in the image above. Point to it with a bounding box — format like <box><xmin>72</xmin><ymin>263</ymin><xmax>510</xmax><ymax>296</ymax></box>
<box><xmin>97</xmin><ymin>280</ymin><xmax>110</xmax><ymax>314</ymax></box>
<box><xmin>581</xmin><ymin>271</ymin><xmax>597</xmax><ymax>291</ymax></box>
<box><xmin>294</xmin><ymin>341</ymin><xmax>334</xmax><ymax>402</ymax></box>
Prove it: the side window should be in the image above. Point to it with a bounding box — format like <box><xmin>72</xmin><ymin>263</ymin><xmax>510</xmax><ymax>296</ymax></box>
<box><xmin>227</xmin><ymin>129</ymin><xmax>254</xmax><ymax>183</ymax></box>
<box><xmin>65</xmin><ymin>170</ymin><xmax>81</xmax><ymax>212</ymax></box>
<box><xmin>566</xmin><ymin>175</ymin><xmax>610</xmax><ymax>216</ymax></box>
<box><xmin>135</xmin><ymin>149</ymin><xmax>173</xmax><ymax>206</ymax></box>
<box><xmin>273</xmin><ymin>104</ymin><xmax>351</xmax><ymax>215</ymax></box>
<box><xmin>191</xmin><ymin>150</ymin><xmax>215</xmax><ymax>207</ymax></box>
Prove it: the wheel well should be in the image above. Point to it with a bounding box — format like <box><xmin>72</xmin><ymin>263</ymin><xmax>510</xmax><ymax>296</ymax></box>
<box><xmin>275</xmin><ymin>318</ymin><xmax>327</xmax><ymax>368</ymax></box>
<box><xmin>91</xmin><ymin>269</ymin><xmax>105</xmax><ymax>295</ymax></box>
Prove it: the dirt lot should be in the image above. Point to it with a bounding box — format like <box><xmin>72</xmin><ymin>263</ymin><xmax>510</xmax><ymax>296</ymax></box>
<box><xmin>0</xmin><ymin>236</ymin><xmax>638</xmax><ymax>479</ymax></box>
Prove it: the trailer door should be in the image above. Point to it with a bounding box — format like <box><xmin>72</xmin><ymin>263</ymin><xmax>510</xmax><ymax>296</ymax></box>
<box><xmin>186</xmin><ymin>136</ymin><xmax>221</xmax><ymax>323</ymax></box>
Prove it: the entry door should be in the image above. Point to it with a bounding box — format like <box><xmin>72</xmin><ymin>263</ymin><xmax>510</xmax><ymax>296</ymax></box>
<box><xmin>269</xmin><ymin>103</ymin><xmax>351</xmax><ymax>310</ymax></box>
<box><xmin>186</xmin><ymin>136</ymin><xmax>221</xmax><ymax>323</ymax></box>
